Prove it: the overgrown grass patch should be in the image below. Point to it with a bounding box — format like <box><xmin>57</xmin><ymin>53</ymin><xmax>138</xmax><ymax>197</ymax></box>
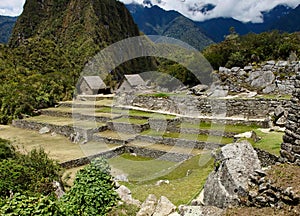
<box><xmin>114</xmin><ymin>154</ymin><xmax>214</xmax><ymax>206</ymax></box>
<box><xmin>252</xmin><ymin>129</ymin><xmax>283</xmax><ymax>156</ymax></box>
<box><xmin>180</xmin><ymin>122</ymin><xmax>259</xmax><ymax>133</ymax></box>
<box><xmin>111</xmin><ymin>117</ymin><xmax>148</xmax><ymax>125</ymax></box>
<box><xmin>141</xmin><ymin>129</ymin><xmax>233</xmax><ymax>144</ymax></box>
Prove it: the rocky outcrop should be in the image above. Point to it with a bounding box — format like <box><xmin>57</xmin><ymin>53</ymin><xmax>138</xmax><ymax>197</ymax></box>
<box><xmin>137</xmin><ymin>194</ymin><xmax>176</xmax><ymax>216</ymax></box>
<box><xmin>281</xmin><ymin>72</ymin><xmax>300</xmax><ymax>165</ymax></box>
<box><xmin>116</xmin><ymin>185</ymin><xmax>141</xmax><ymax>207</ymax></box>
<box><xmin>202</xmin><ymin>141</ymin><xmax>261</xmax><ymax>208</ymax></box>
<box><xmin>215</xmin><ymin>60</ymin><xmax>299</xmax><ymax>95</ymax></box>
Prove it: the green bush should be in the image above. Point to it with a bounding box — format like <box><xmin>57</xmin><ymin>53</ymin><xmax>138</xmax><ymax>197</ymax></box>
<box><xmin>0</xmin><ymin>193</ymin><xmax>63</xmax><ymax>216</ymax></box>
<box><xmin>0</xmin><ymin>138</ymin><xmax>15</xmax><ymax>160</ymax></box>
<box><xmin>61</xmin><ymin>157</ymin><xmax>119</xmax><ymax>216</ymax></box>
<box><xmin>0</xmin><ymin>148</ymin><xmax>63</xmax><ymax>198</ymax></box>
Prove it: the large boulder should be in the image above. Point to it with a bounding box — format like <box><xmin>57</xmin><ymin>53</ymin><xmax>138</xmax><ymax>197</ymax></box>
<box><xmin>203</xmin><ymin>141</ymin><xmax>261</xmax><ymax>208</ymax></box>
<box><xmin>153</xmin><ymin>196</ymin><xmax>176</xmax><ymax>216</ymax></box>
<box><xmin>137</xmin><ymin>194</ymin><xmax>157</xmax><ymax>216</ymax></box>
<box><xmin>251</xmin><ymin>71</ymin><xmax>275</xmax><ymax>89</ymax></box>
<box><xmin>116</xmin><ymin>185</ymin><xmax>141</xmax><ymax>207</ymax></box>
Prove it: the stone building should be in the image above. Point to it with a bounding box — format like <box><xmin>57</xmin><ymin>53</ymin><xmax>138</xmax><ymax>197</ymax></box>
<box><xmin>281</xmin><ymin>71</ymin><xmax>300</xmax><ymax>165</ymax></box>
<box><xmin>77</xmin><ymin>76</ymin><xmax>109</xmax><ymax>95</ymax></box>
<box><xmin>118</xmin><ymin>74</ymin><xmax>146</xmax><ymax>92</ymax></box>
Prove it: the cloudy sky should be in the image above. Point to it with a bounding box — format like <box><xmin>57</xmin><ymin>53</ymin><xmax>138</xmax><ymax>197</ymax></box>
<box><xmin>1</xmin><ymin>0</ymin><xmax>299</xmax><ymax>22</ymax></box>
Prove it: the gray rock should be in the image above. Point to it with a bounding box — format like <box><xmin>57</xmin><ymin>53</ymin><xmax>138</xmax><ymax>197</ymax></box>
<box><xmin>203</xmin><ymin>141</ymin><xmax>261</xmax><ymax>208</ymax></box>
<box><xmin>251</xmin><ymin>71</ymin><xmax>275</xmax><ymax>89</ymax></box>
<box><xmin>190</xmin><ymin>84</ymin><xmax>209</xmax><ymax>96</ymax></box>
<box><xmin>274</xmin><ymin>106</ymin><xmax>285</xmax><ymax>118</ymax></box>
<box><xmin>179</xmin><ymin>206</ymin><xmax>224</xmax><ymax>216</ymax></box>
<box><xmin>219</xmin><ymin>67</ymin><xmax>231</xmax><ymax>75</ymax></box>
<box><xmin>276</xmin><ymin>115</ymin><xmax>287</xmax><ymax>127</ymax></box>
<box><xmin>244</xmin><ymin>66</ymin><xmax>252</xmax><ymax>71</ymax></box>
<box><xmin>116</xmin><ymin>185</ymin><xmax>141</xmax><ymax>207</ymax></box>
<box><xmin>39</xmin><ymin>127</ymin><xmax>50</xmax><ymax>134</ymax></box>
<box><xmin>262</xmin><ymin>84</ymin><xmax>276</xmax><ymax>94</ymax></box>
<box><xmin>115</xmin><ymin>174</ymin><xmax>129</xmax><ymax>182</ymax></box>
<box><xmin>277</xmin><ymin>61</ymin><xmax>288</xmax><ymax>67</ymax></box>
<box><xmin>137</xmin><ymin>194</ymin><xmax>157</xmax><ymax>216</ymax></box>
<box><xmin>153</xmin><ymin>196</ymin><xmax>176</xmax><ymax>216</ymax></box>
<box><xmin>231</xmin><ymin>67</ymin><xmax>240</xmax><ymax>73</ymax></box>
<box><xmin>248</xmin><ymin>71</ymin><xmax>263</xmax><ymax>81</ymax></box>
<box><xmin>266</xmin><ymin>60</ymin><xmax>276</xmax><ymax>65</ymax></box>
<box><xmin>52</xmin><ymin>181</ymin><xmax>65</xmax><ymax>198</ymax></box>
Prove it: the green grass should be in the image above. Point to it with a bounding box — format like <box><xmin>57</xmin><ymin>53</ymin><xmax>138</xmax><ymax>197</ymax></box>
<box><xmin>255</xmin><ymin>94</ymin><xmax>291</xmax><ymax>100</ymax></box>
<box><xmin>109</xmin><ymin>154</ymin><xmax>176</xmax><ymax>181</ymax></box>
<box><xmin>252</xmin><ymin>129</ymin><xmax>283</xmax><ymax>156</ymax></box>
<box><xmin>141</xmin><ymin>129</ymin><xmax>233</xmax><ymax>144</ymax></box>
<box><xmin>113</xmin><ymin>154</ymin><xmax>214</xmax><ymax>206</ymax></box>
<box><xmin>180</xmin><ymin>122</ymin><xmax>259</xmax><ymax>133</ymax></box>
<box><xmin>111</xmin><ymin>118</ymin><xmax>148</xmax><ymax>125</ymax></box>
<box><xmin>26</xmin><ymin>115</ymin><xmax>106</xmax><ymax>128</ymax></box>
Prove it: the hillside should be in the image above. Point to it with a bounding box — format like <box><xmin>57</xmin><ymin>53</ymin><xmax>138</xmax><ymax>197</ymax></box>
<box><xmin>270</xmin><ymin>4</ymin><xmax>300</xmax><ymax>32</ymax></box>
<box><xmin>0</xmin><ymin>16</ymin><xmax>17</xmax><ymax>44</ymax></box>
<box><xmin>126</xmin><ymin>4</ymin><xmax>214</xmax><ymax>51</ymax></box>
<box><xmin>0</xmin><ymin>0</ymin><xmax>145</xmax><ymax>124</ymax></box>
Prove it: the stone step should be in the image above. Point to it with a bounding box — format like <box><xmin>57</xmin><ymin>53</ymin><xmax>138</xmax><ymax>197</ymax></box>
<box><xmin>93</xmin><ymin>130</ymin><xmax>136</xmax><ymax>145</ymax></box>
<box><xmin>128</xmin><ymin>141</ymin><xmax>203</xmax><ymax>155</ymax></box>
<box><xmin>58</xmin><ymin>98</ymin><xmax>113</xmax><ymax>108</ymax></box>
<box><xmin>40</xmin><ymin>107</ymin><xmax>121</xmax><ymax>122</ymax></box>
<box><xmin>136</xmin><ymin>133</ymin><xmax>227</xmax><ymax>150</ymax></box>
<box><xmin>107</xmin><ymin>117</ymin><xmax>150</xmax><ymax>134</ymax></box>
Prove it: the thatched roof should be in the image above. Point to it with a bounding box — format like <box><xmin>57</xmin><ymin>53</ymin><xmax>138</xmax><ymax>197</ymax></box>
<box><xmin>82</xmin><ymin>76</ymin><xmax>107</xmax><ymax>90</ymax></box>
<box><xmin>124</xmin><ymin>74</ymin><xmax>146</xmax><ymax>87</ymax></box>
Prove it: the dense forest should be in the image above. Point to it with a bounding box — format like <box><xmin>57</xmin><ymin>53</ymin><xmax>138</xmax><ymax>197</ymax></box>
<box><xmin>203</xmin><ymin>30</ymin><xmax>300</xmax><ymax>69</ymax></box>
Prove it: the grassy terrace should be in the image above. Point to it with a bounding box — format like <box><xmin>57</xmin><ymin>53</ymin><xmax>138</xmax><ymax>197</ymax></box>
<box><xmin>25</xmin><ymin>115</ymin><xmax>106</xmax><ymax>128</ymax></box>
<box><xmin>111</xmin><ymin>117</ymin><xmax>148</xmax><ymax>125</ymax></box>
<box><xmin>44</xmin><ymin>107</ymin><xmax>121</xmax><ymax>119</ymax></box>
<box><xmin>129</xmin><ymin>141</ymin><xmax>204</xmax><ymax>155</ymax></box>
<box><xmin>141</xmin><ymin>129</ymin><xmax>234</xmax><ymax>144</ymax></box>
<box><xmin>179</xmin><ymin>122</ymin><xmax>259</xmax><ymax>134</ymax></box>
<box><xmin>61</xmin><ymin>99</ymin><xmax>113</xmax><ymax>107</ymax></box>
<box><xmin>97</xmin><ymin>107</ymin><xmax>176</xmax><ymax>119</ymax></box>
<box><xmin>109</xmin><ymin>153</ymin><xmax>214</xmax><ymax>206</ymax></box>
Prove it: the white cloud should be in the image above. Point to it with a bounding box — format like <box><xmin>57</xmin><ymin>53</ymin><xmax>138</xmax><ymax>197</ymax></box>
<box><xmin>122</xmin><ymin>0</ymin><xmax>300</xmax><ymax>22</ymax></box>
<box><xmin>0</xmin><ymin>0</ymin><xmax>25</xmax><ymax>16</ymax></box>
<box><xmin>0</xmin><ymin>0</ymin><xmax>299</xmax><ymax>22</ymax></box>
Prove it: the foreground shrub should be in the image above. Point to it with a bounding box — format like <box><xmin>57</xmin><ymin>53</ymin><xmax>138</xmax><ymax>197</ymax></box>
<box><xmin>0</xmin><ymin>193</ymin><xmax>63</xmax><ymax>216</ymax></box>
<box><xmin>0</xmin><ymin>138</ymin><xmax>15</xmax><ymax>160</ymax></box>
<box><xmin>61</xmin><ymin>157</ymin><xmax>119</xmax><ymax>216</ymax></box>
<box><xmin>0</xmin><ymin>148</ymin><xmax>63</xmax><ymax>198</ymax></box>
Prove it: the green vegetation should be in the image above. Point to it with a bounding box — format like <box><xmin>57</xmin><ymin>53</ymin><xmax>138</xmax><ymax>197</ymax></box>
<box><xmin>253</xmin><ymin>130</ymin><xmax>283</xmax><ymax>156</ymax></box>
<box><xmin>97</xmin><ymin>107</ymin><xmax>176</xmax><ymax>119</ymax></box>
<box><xmin>111</xmin><ymin>117</ymin><xmax>148</xmax><ymax>125</ymax></box>
<box><xmin>142</xmin><ymin>129</ymin><xmax>234</xmax><ymax>144</ymax></box>
<box><xmin>114</xmin><ymin>154</ymin><xmax>214</xmax><ymax>206</ymax></box>
<box><xmin>180</xmin><ymin>122</ymin><xmax>259</xmax><ymax>134</ymax></box>
<box><xmin>61</xmin><ymin>158</ymin><xmax>119</xmax><ymax>216</ymax></box>
<box><xmin>0</xmin><ymin>143</ymin><xmax>119</xmax><ymax>216</ymax></box>
<box><xmin>203</xmin><ymin>30</ymin><xmax>300</xmax><ymax>69</ymax></box>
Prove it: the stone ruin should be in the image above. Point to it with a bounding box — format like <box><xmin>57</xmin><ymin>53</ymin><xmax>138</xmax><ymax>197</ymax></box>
<box><xmin>281</xmin><ymin>71</ymin><xmax>300</xmax><ymax>165</ymax></box>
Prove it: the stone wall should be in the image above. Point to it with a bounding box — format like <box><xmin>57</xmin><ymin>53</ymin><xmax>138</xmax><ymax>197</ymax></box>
<box><xmin>12</xmin><ymin>119</ymin><xmax>107</xmax><ymax>141</ymax></box>
<box><xmin>281</xmin><ymin>72</ymin><xmax>300</xmax><ymax>165</ymax></box>
<box><xmin>119</xmin><ymin>94</ymin><xmax>290</xmax><ymax>121</ymax></box>
<box><xmin>60</xmin><ymin>145</ymin><xmax>193</xmax><ymax>168</ymax></box>
<box><xmin>137</xmin><ymin>135</ymin><xmax>224</xmax><ymax>150</ymax></box>
<box><xmin>107</xmin><ymin>121</ymin><xmax>149</xmax><ymax>134</ymax></box>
